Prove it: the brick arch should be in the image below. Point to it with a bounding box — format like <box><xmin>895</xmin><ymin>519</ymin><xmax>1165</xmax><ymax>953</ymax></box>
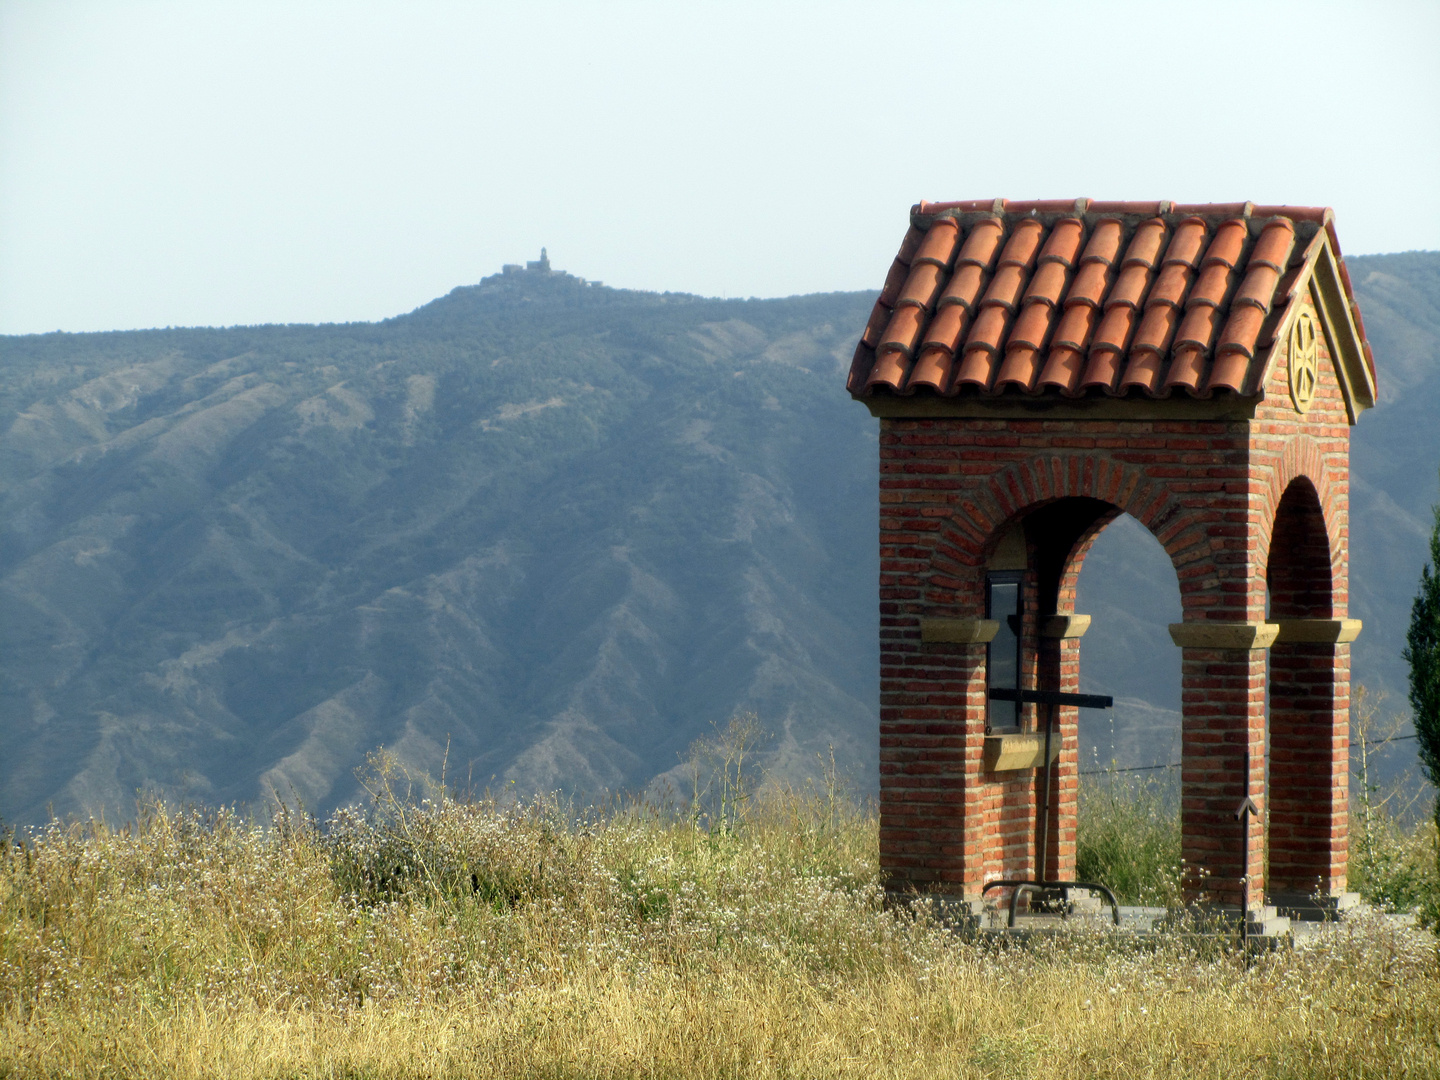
<box><xmin>1051</xmin><ymin>504</ymin><xmax>1125</xmax><ymax>616</ymax></box>
<box><xmin>1267</xmin><ymin>475</ymin><xmax>1334</xmax><ymax>620</ymax></box>
<box><xmin>920</xmin><ymin>454</ymin><xmax>1211</xmax><ymax>618</ymax></box>
<box><xmin>1264</xmin><ymin>445</ymin><xmax>1349</xmax><ymax>895</ymax></box>
<box><xmin>1256</xmin><ymin>433</ymin><xmax>1343</xmax><ymax>589</ymax></box>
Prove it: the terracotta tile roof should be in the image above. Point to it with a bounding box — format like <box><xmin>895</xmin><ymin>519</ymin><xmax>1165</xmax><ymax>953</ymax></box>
<box><xmin>847</xmin><ymin>199</ymin><xmax>1378</xmax><ymax>403</ymax></box>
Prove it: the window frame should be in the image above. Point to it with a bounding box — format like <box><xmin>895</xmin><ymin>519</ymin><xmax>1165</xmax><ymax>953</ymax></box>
<box><xmin>985</xmin><ymin>570</ymin><xmax>1025</xmax><ymax>733</ymax></box>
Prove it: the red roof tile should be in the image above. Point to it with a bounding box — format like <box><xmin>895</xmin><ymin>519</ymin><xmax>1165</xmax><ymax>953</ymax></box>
<box><xmin>846</xmin><ymin>199</ymin><xmax>1376</xmax><ymax>404</ymax></box>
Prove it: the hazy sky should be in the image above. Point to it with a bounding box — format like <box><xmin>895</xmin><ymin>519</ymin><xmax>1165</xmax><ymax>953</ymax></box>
<box><xmin>2</xmin><ymin>0</ymin><xmax>1437</xmax><ymax>335</ymax></box>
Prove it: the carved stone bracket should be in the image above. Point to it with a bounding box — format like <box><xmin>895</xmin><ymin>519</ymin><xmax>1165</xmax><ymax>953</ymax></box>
<box><xmin>920</xmin><ymin>617</ymin><xmax>999</xmax><ymax>644</ymax></box>
<box><xmin>1167</xmin><ymin>619</ymin><xmax>1362</xmax><ymax>649</ymax></box>
<box><xmin>983</xmin><ymin>732</ymin><xmax>1059</xmax><ymax>772</ymax></box>
<box><xmin>1272</xmin><ymin>618</ymin><xmax>1363</xmax><ymax>644</ymax></box>
<box><xmin>1167</xmin><ymin>621</ymin><xmax>1281</xmax><ymax>650</ymax></box>
<box><xmin>1039</xmin><ymin>614</ymin><xmax>1091</xmax><ymax>639</ymax></box>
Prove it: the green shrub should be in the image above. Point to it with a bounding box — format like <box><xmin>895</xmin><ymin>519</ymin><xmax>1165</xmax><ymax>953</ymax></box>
<box><xmin>322</xmin><ymin>751</ymin><xmax>601</xmax><ymax>909</ymax></box>
<box><xmin>1349</xmin><ymin>803</ymin><xmax>1440</xmax><ymax>922</ymax></box>
<box><xmin>1348</xmin><ymin>683</ymin><xmax>1440</xmax><ymax>925</ymax></box>
<box><xmin>1076</xmin><ymin>771</ymin><xmax>1183</xmax><ymax>907</ymax></box>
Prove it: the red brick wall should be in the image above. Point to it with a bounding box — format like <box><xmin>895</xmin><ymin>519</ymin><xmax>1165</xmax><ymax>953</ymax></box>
<box><xmin>1252</xmin><ymin>293</ymin><xmax>1352</xmax><ymax>896</ymax></box>
<box><xmin>877</xmin><ymin>302</ymin><xmax>1352</xmax><ymax>906</ymax></box>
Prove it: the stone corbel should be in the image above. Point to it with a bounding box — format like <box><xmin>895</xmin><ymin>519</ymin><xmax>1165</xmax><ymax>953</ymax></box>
<box><xmin>920</xmin><ymin>617</ymin><xmax>999</xmax><ymax>644</ymax></box>
<box><xmin>1272</xmin><ymin>618</ymin><xmax>1363</xmax><ymax>644</ymax></box>
<box><xmin>1167</xmin><ymin>621</ymin><xmax>1281</xmax><ymax>650</ymax></box>
<box><xmin>1039</xmin><ymin>614</ymin><xmax>1091</xmax><ymax>639</ymax></box>
<box><xmin>983</xmin><ymin>732</ymin><xmax>1060</xmax><ymax>772</ymax></box>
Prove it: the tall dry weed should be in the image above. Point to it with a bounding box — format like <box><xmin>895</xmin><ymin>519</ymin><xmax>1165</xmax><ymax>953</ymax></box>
<box><xmin>2</xmin><ymin>751</ymin><xmax>1438</xmax><ymax>1078</ymax></box>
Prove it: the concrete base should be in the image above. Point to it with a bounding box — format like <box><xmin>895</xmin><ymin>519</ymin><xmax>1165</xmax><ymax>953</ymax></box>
<box><xmin>891</xmin><ymin>891</ymin><xmax>1322</xmax><ymax>950</ymax></box>
<box><xmin>1270</xmin><ymin>890</ymin><xmax>1361</xmax><ymax>922</ymax></box>
<box><xmin>977</xmin><ymin>902</ymin><xmax>1294</xmax><ymax>950</ymax></box>
<box><xmin>887</xmin><ymin>892</ymin><xmax>985</xmax><ymax>932</ymax></box>
<box><xmin>1157</xmin><ymin>904</ymin><xmax>1292</xmax><ymax>937</ymax></box>
<box><xmin>978</xmin><ymin>885</ymin><xmax>1122</xmax><ymax>930</ymax></box>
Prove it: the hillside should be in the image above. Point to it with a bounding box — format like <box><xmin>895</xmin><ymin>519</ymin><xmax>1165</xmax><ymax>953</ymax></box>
<box><xmin>1</xmin><ymin>254</ymin><xmax>1437</xmax><ymax>824</ymax></box>
<box><xmin>1345</xmin><ymin>253</ymin><xmax>1440</xmax><ymax>720</ymax></box>
<box><xmin>0</xmin><ymin>272</ymin><xmax>880</xmax><ymax>823</ymax></box>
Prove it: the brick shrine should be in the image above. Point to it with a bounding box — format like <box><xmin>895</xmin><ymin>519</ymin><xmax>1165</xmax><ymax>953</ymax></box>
<box><xmin>845</xmin><ymin>199</ymin><xmax>1377</xmax><ymax>910</ymax></box>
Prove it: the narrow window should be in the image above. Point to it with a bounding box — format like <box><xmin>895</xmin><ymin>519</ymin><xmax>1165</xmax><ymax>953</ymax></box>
<box><xmin>986</xmin><ymin>572</ymin><xmax>1024</xmax><ymax>732</ymax></box>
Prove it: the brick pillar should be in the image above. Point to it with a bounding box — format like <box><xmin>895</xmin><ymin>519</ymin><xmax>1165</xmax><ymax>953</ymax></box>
<box><xmin>986</xmin><ymin>569</ymin><xmax>1044</xmax><ymax>884</ymax></box>
<box><xmin>1268</xmin><ymin>641</ymin><xmax>1350</xmax><ymax>894</ymax></box>
<box><xmin>878</xmin><ymin>636</ymin><xmax>986</xmax><ymax>897</ymax></box>
<box><xmin>988</xmin><ymin>768</ymin><xmax>1038</xmax><ymax>881</ymax></box>
<box><xmin>1180</xmin><ymin>645</ymin><xmax>1267</xmax><ymax>908</ymax></box>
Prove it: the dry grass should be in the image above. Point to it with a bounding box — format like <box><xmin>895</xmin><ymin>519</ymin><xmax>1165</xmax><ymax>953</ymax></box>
<box><xmin>2</xmin><ymin>753</ymin><xmax>1438</xmax><ymax>1079</ymax></box>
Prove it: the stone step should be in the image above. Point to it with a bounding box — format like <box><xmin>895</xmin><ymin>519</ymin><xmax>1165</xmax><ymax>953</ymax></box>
<box><xmin>1247</xmin><ymin>914</ymin><xmax>1292</xmax><ymax>937</ymax></box>
<box><xmin>898</xmin><ymin>892</ymin><xmax>1299</xmax><ymax>942</ymax></box>
<box><xmin>1270</xmin><ymin>890</ymin><xmax>1361</xmax><ymax>922</ymax></box>
<box><xmin>1155</xmin><ymin>905</ymin><xmax>1291</xmax><ymax>938</ymax></box>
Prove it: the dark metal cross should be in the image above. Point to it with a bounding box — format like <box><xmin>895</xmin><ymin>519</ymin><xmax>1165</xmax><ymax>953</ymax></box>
<box><xmin>986</xmin><ymin>686</ymin><xmax>1114</xmax><ymax>919</ymax></box>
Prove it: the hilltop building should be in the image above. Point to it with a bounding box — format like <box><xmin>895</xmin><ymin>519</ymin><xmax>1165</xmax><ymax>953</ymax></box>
<box><xmin>502</xmin><ymin>248</ymin><xmax>553</xmax><ymax>276</ymax></box>
<box><xmin>494</xmin><ymin>248</ymin><xmax>601</xmax><ymax>288</ymax></box>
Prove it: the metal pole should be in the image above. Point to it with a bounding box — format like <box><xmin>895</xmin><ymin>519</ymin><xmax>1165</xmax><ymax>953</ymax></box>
<box><xmin>1038</xmin><ymin>701</ymin><xmax>1054</xmax><ymax>882</ymax></box>
<box><xmin>1234</xmin><ymin>743</ymin><xmax>1260</xmax><ymax>962</ymax></box>
<box><xmin>1241</xmin><ymin>748</ymin><xmax>1249</xmax><ymax>957</ymax></box>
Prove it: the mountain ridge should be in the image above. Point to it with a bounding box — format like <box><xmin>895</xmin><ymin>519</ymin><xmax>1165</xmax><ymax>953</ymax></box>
<box><xmin>2</xmin><ymin>255</ymin><xmax>1436</xmax><ymax>825</ymax></box>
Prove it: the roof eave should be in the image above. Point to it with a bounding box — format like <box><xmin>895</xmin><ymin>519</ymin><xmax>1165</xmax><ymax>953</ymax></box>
<box><xmin>857</xmin><ymin>391</ymin><xmax>1260</xmax><ymax>423</ymax></box>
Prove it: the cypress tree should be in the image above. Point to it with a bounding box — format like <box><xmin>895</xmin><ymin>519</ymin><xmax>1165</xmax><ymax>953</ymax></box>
<box><xmin>1402</xmin><ymin>470</ymin><xmax>1440</xmax><ymax>822</ymax></box>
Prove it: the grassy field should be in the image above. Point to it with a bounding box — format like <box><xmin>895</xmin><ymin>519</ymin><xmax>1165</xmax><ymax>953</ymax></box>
<box><xmin>2</xmin><ymin>749</ymin><xmax>1438</xmax><ymax>1079</ymax></box>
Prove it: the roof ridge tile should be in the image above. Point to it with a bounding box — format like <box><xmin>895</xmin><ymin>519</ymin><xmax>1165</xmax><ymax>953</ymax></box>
<box><xmin>911</xmin><ymin>218</ymin><xmax>961</xmax><ymax>268</ymax></box>
<box><xmin>1121</xmin><ymin>219</ymin><xmax>1168</xmax><ymax>268</ymax></box>
<box><xmin>954</xmin><ymin>219</ymin><xmax>1006</xmax><ymax>270</ymax></box>
<box><xmin>1086</xmin><ymin>200</ymin><xmax>1169</xmax><ymax>216</ymax></box>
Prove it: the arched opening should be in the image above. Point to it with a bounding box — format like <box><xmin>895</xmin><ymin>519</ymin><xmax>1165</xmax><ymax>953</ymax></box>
<box><xmin>974</xmin><ymin>498</ymin><xmax>1185</xmax><ymax>892</ymax></box>
<box><xmin>971</xmin><ymin>497</ymin><xmax>1124</xmax><ymax>887</ymax></box>
<box><xmin>1074</xmin><ymin>513</ymin><xmax>1184</xmax><ymax>777</ymax></box>
<box><xmin>1268</xmin><ymin>477</ymin><xmax>1333</xmax><ymax>621</ymax></box>
<box><xmin>1072</xmin><ymin>512</ymin><xmax>1185</xmax><ymax>903</ymax></box>
<box><xmin>1266</xmin><ymin>476</ymin><xmax>1347</xmax><ymax>897</ymax></box>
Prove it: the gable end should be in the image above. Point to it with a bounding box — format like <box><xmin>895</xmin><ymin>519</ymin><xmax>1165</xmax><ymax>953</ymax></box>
<box><xmin>1252</xmin><ymin>232</ymin><xmax>1375</xmax><ymax>424</ymax></box>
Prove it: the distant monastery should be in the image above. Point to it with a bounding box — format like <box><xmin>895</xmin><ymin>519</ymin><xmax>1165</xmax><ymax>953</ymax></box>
<box><xmin>498</xmin><ymin>248</ymin><xmax>602</xmax><ymax>287</ymax></box>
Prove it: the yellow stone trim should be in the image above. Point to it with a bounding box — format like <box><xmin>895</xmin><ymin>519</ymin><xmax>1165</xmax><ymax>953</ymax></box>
<box><xmin>1288</xmin><ymin>311</ymin><xmax>1319</xmax><ymax>413</ymax></box>
<box><xmin>920</xmin><ymin>617</ymin><xmax>1000</xmax><ymax>644</ymax></box>
<box><xmin>1272</xmin><ymin>618</ymin><xmax>1362</xmax><ymax>644</ymax></box>
<box><xmin>984</xmin><ymin>732</ymin><xmax>1060</xmax><ymax>772</ymax></box>
<box><xmin>1167</xmin><ymin>621</ymin><xmax>1280</xmax><ymax>650</ymax></box>
<box><xmin>1040</xmin><ymin>614</ymin><xmax>1091</xmax><ymax>639</ymax></box>
<box><xmin>1259</xmin><ymin>232</ymin><xmax>1375</xmax><ymax>425</ymax></box>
